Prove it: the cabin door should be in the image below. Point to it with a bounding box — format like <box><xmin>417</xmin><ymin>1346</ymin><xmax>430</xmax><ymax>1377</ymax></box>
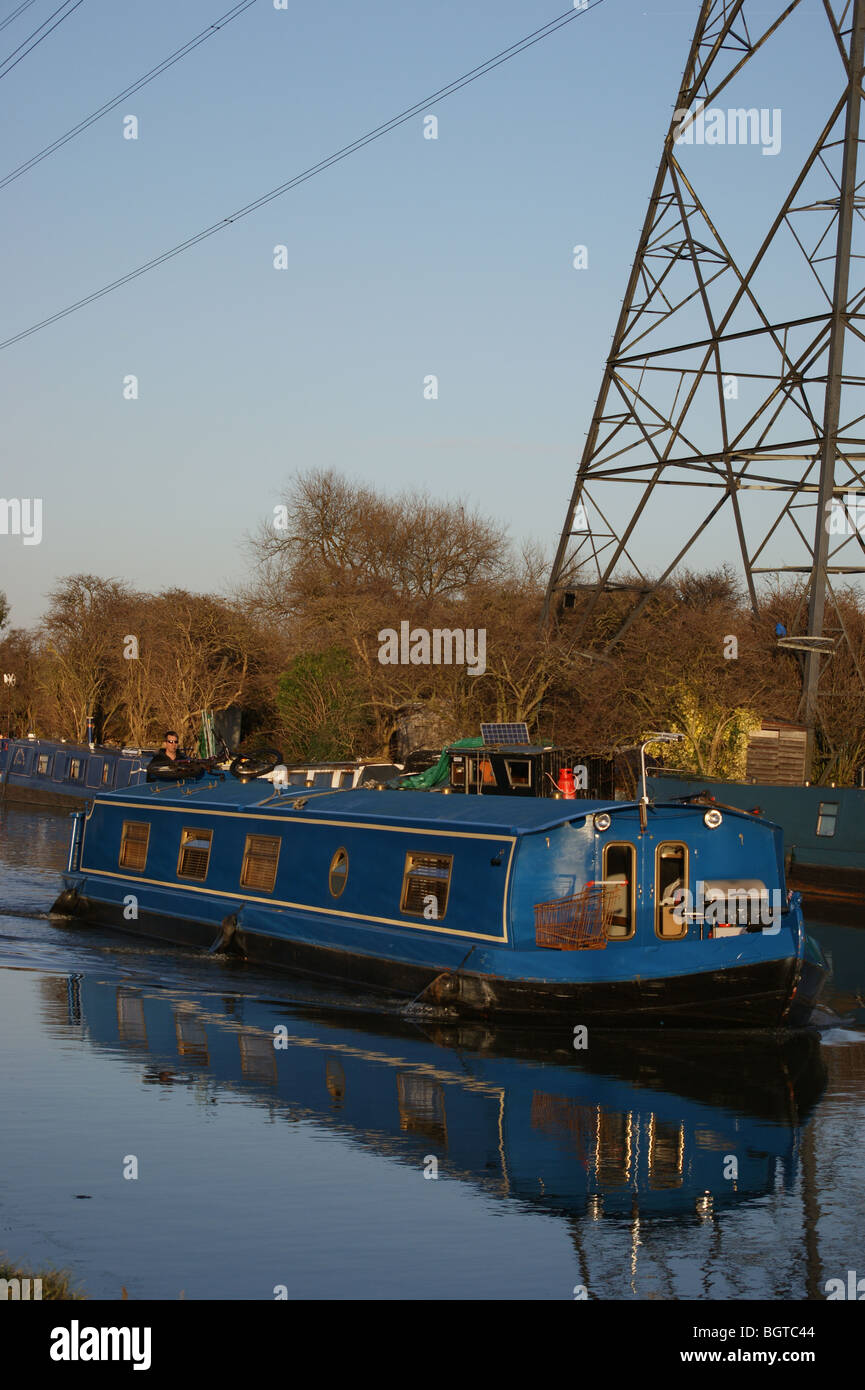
<box><xmin>652</xmin><ymin>841</ymin><xmax>689</xmax><ymax>940</ymax></box>
<box><xmin>600</xmin><ymin>839</ymin><xmax>639</xmax><ymax>941</ymax></box>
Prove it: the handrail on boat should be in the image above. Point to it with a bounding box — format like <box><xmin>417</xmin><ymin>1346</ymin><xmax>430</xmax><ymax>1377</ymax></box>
<box><xmin>67</xmin><ymin>810</ymin><xmax>84</xmax><ymax>872</ymax></box>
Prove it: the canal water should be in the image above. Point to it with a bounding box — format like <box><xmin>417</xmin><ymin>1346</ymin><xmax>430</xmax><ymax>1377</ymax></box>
<box><xmin>0</xmin><ymin>804</ymin><xmax>863</xmax><ymax>1301</ymax></box>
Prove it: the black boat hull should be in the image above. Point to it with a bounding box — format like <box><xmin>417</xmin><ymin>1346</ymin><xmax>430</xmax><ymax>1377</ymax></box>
<box><xmin>51</xmin><ymin>890</ymin><xmax>826</xmax><ymax>1029</ymax></box>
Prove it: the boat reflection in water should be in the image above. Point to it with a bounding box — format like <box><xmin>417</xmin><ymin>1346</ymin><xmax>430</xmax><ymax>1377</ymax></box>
<box><xmin>49</xmin><ymin>972</ymin><xmax>826</xmax><ymax>1235</ymax></box>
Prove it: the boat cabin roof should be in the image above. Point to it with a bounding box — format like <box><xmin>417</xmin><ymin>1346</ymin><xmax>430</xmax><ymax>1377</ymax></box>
<box><xmin>10</xmin><ymin>737</ymin><xmax>148</xmax><ymax>758</ymax></box>
<box><xmin>446</xmin><ymin>743</ymin><xmax>555</xmax><ymax>755</ymax></box>
<box><xmin>100</xmin><ymin>779</ymin><xmax>777</xmax><ymax>837</ymax></box>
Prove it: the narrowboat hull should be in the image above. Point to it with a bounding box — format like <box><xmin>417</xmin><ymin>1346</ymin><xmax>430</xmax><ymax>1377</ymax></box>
<box><xmin>52</xmin><ymin>894</ymin><xmax>825</xmax><ymax>1030</ymax></box>
<box><xmin>2</xmin><ymin>781</ymin><xmax>93</xmax><ymax>811</ymax></box>
<box><xmin>51</xmin><ymin>784</ymin><xmax>828</xmax><ymax>1029</ymax></box>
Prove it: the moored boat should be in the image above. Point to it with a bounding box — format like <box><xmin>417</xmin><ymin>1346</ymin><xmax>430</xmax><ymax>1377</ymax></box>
<box><xmin>50</xmin><ymin>766</ymin><xmax>828</xmax><ymax>1027</ymax></box>
<box><xmin>396</xmin><ymin>738</ymin><xmax>617</xmax><ymax>799</ymax></box>
<box><xmin>647</xmin><ymin>770</ymin><xmax>865</xmax><ymax>899</ymax></box>
<box><xmin>0</xmin><ymin>736</ymin><xmax>149</xmax><ymax>809</ymax></box>
<box><xmin>278</xmin><ymin>758</ymin><xmax>405</xmax><ymax>790</ymax></box>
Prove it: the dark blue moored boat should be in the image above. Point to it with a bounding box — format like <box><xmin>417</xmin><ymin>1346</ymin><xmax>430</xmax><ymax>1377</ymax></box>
<box><xmin>51</xmin><ymin>765</ymin><xmax>828</xmax><ymax>1027</ymax></box>
<box><xmin>0</xmin><ymin>737</ymin><xmax>149</xmax><ymax>808</ymax></box>
<box><xmin>647</xmin><ymin>769</ymin><xmax>865</xmax><ymax>898</ymax></box>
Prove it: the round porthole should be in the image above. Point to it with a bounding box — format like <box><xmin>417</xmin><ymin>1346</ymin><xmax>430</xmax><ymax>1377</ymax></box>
<box><xmin>329</xmin><ymin>847</ymin><xmax>349</xmax><ymax>897</ymax></box>
<box><xmin>594</xmin><ymin>812</ymin><xmax>612</xmax><ymax>832</ymax></box>
<box><xmin>704</xmin><ymin>809</ymin><xmax>723</xmax><ymax>829</ymax></box>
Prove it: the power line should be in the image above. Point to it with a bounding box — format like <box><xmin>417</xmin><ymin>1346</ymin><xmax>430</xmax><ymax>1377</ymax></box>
<box><xmin>0</xmin><ymin>0</ymin><xmax>85</xmax><ymax>81</ymax></box>
<box><xmin>0</xmin><ymin>1</ymin><xmax>607</xmax><ymax>352</ymax></box>
<box><xmin>0</xmin><ymin>1</ymin><xmax>41</xmax><ymax>37</ymax></box>
<box><xmin>0</xmin><ymin>0</ymin><xmax>258</xmax><ymax>192</ymax></box>
<box><xmin>0</xmin><ymin>0</ymin><xmax>75</xmax><ymax>63</ymax></box>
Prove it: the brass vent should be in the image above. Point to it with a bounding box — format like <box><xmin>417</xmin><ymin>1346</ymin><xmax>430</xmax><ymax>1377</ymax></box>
<box><xmin>177</xmin><ymin>828</ymin><xmax>213</xmax><ymax>881</ymax></box>
<box><xmin>400</xmin><ymin>852</ymin><xmax>453</xmax><ymax>919</ymax></box>
<box><xmin>240</xmin><ymin>834</ymin><xmax>281</xmax><ymax>893</ymax></box>
<box><xmin>119</xmin><ymin>820</ymin><xmax>150</xmax><ymax>872</ymax></box>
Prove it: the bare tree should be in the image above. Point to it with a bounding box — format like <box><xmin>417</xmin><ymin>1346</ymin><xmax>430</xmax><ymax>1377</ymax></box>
<box><xmin>39</xmin><ymin>575</ymin><xmax>134</xmax><ymax>741</ymax></box>
<box><xmin>247</xmin><ymin>468</ymin><xmax>511</xmax><ymax>616</ymax></box>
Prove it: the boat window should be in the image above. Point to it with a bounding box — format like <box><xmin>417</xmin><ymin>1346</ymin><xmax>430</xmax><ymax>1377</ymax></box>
<box><xmin>69</xmin><ymin>758</ymin><xmax>82</xmax><ymax>781</ymax></box>
<box><xmin>313</xmin><ymin>771</ymin><xmax>332</xmax><ymax>787</ymax></box>
<box><xmin>85</xmin><ymin>758</ymin><xmax>103</xmax><ymax>788</ymax></box>
<box><xmin>647</xmin><ymin>1117</ymin><xmax>685</xmax><ymax>1190</ymax></box>
<box><xmin>816</xmin><ymin>801</ymin><xmax>839</xmax><ymax>837</ymax></box>
<box><xmin>36</xmin><ymin>754</ymin><xmax>51</xmax><ymax>776</ymax></box>
<box><xmin>102</xmin><ymin>761</ymin><xmax>112</xmax><ymax>785</ymax></box>
<box><xmin>52</xmin><ymin>756</ymin><xmax>67</xmax><ymax>781</ymax></box>
<box><xmin>177</xmin><ymin>827</ymin><xmax>213</xmax><ymax>881</ymax></box>
<box><xmin>505</xmin><ymin>759</ymin><xmax>532</xmax><ymax>788</ymax></box>
<box><xmin>329</xmin><ymin>847</ymin><xmax>349</xmax><ymax>898</ymax></box>
<box><xmin>288</xmin><ymin>772</ymin><xmax>306</xmax><ymax>786</ymax></box>
<box><xmin>238</xmin><ymin>1032</ymin><xmax>277</xmax><ymax>1083</ymax></box>
<box><xmin>602</xmin><ymin>843</ymin><xmax>636</xmax><ymax>940</ymax></box>
<box><xmin>240</xmin><ymin>834</ymin><xmax>281</xmax><ymax>893</ymax></box>
<box><xmin>656</xmin><ymin>842</ymin><xmax>688</xmax><ymax>939</ymax></box>
<box><xmin>175</xmin><ymin>1013</ymin><xmax>209</xmax><ymax>1064</ymax></box>
<box><xmin>396</xmin><ymin>1074</ymin><xmax>447</xmax><ymax>1145</ymax></box>
<box><xmin>119</xmin><ymin>821</ymin><xmax>150</xmax><ymax>873</ymax></box>
<box><xmin>116</xmin><ymin>990</ymin><xmax>147</xmax><ymax>1045</ymax></box>
<box><xmin>596</xmin><ymin>1111</ymin><xmax>633</xmax><ymax>1188</ymax></box>
<box><xmin>400</xmin><ymin>852</ymin><xmax>453</xmax><ymax>920</ymax></box>
<box><xmin>11</xmin><ymin>748</ymin><xmax>29</xmax><ymax>773</ymax></box>
<box><xmin>338</xmin><ymin>772</ymin><xmax>354</xmax><ymax>788</ymax></box>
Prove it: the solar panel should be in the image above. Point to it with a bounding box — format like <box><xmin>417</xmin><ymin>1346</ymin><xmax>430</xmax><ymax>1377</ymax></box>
<box><xmin>481</xmin><ymin>722</ymin><xmax>531</xmax><ymax>746</ymax></box>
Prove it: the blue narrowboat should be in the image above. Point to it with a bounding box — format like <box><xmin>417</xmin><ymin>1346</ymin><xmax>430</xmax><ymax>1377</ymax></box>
<box><xmin>51</xmin><ymin>770</ymin><xmax>828</xmax><ymax>1027</ymax></box>
<box><xmin>0</xmin><ymin>737</ymin><xmax>149</xmax><ymax>808</ymax></box>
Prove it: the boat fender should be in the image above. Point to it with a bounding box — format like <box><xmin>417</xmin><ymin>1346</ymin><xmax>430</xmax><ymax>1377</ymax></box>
<box><xmin>50</xmin><ymin>887</ymin><xmax>83</xmax><ymax>917</ymax></box>
<box><xmin>208</xmin><ymin>913</ymin><xmax>245</xmax><ymax>956</ymax></box>
<box><xmin>408</xmin><ymin>946</ymin><xmax>477</xmax><ymax>1011</ymax></box>
<box><xmin>229</xmin><ymin>748</ymin><xmax>283</xmax><ymax>781</ymax></box>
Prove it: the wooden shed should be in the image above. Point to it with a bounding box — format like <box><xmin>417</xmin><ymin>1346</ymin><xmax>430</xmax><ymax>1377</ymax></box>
<box><xmin>744</xmin><ymin>720</ymin><xmax>808</xmax><ymax>785</ymax></box>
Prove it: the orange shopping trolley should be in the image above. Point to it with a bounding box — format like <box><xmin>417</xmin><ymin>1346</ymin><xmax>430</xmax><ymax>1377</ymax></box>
<box><xmin>534</xmin><ymin>881</ymin><xmax>617</xmax><ymax>950</ymax></box>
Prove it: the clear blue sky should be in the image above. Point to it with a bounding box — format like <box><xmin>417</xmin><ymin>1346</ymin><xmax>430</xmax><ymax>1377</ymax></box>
<box><xmin>0</xmin><ymin>0</ymin><xmax>846</xmax><ymax>627</ymax></box>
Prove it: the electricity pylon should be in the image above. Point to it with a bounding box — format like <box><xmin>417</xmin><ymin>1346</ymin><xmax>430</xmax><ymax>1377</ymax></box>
<box><xmin>543</xmin><ymin>0</ymin><xmax>865</xmax><ymax>769</ymax></box>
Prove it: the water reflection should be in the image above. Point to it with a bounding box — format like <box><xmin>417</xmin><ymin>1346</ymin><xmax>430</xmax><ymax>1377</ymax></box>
<box><xmin>39</xmin><ymin>972</ymin><xmax>826</xmax><ymax>1224</ymax></box>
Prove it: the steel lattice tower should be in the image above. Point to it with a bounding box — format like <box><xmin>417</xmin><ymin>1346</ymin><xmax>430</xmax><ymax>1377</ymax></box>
<box><xmin>544</xmin><ymin>0</ymin><xmax>865</xmax><ymax>766</ymax></box>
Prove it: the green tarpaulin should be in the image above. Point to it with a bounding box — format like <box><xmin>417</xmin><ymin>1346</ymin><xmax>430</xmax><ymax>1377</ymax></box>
<box><xmin>395</xmin><ymin>736</ymin><xmax>484</xmax><ymax>790</ymax></box>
